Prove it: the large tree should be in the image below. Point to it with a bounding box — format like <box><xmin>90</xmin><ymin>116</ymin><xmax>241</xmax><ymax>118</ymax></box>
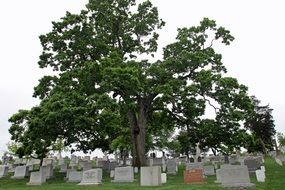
<box><xmin>9</xmin><ymin>0</ymin><xmax>253</xmax><ymax>167</ymax></box>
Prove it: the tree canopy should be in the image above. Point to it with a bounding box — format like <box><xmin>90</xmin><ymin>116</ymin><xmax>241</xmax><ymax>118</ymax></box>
<box><xmin>8</xmin><ymin>0</ymin><xmax>261</xmax><ymax>166</ymax></box>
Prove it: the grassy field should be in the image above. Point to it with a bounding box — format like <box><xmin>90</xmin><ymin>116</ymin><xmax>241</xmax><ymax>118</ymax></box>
<box><xmin>0</xmin><ymin>157</ymin><xmax>284</xmax><ymax>190</ymax></box>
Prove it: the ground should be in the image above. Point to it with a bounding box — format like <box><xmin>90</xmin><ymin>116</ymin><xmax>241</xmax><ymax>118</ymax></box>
<box><xmin>0</xmin><ymin>157</ymin><xmax>283</xmax><ymax>190</ymax></box>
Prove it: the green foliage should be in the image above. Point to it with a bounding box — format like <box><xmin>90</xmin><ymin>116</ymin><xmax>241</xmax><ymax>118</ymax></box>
<box><xmin>8</xmin><ymin>0</ymin><xmax>255</xmax><ymax>163</ymax></box>
<box><xmin>6</xmin><ymin>141</ymin><xmax>20</xmax><ymax>155</ymax></box>
<box><xmin>244</xmin><ymin>96</ymin><xmax>276</xmax><ymax>153</ymax></box>
<box><xmin>277</xmin><ymin>132</ymin><xmax>285</xmax><ymax>147</ymax></box>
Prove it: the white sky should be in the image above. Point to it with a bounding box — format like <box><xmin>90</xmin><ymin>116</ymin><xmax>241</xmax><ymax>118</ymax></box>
<box><xmin>0</xmin><ymin>0</ymin><xmax>284</xmax><ymax>157</ymax></box>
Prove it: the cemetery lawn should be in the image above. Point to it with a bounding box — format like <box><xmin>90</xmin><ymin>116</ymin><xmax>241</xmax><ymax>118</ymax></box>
<box><xmin>0</xmin><ymin>157</ymin><xmax>284</xmax><ymax>190</ymax></box>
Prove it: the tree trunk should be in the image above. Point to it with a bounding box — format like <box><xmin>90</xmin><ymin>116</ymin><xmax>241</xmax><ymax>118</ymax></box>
<box><xmin>127</xmin><ymin>101</ymin><xmax>148</xmax><ymax>167</ymax></box>
<box><xmin>259</xmin><ymin>138</ymin><xmax>267</xmax><ymax>155</ymax></box>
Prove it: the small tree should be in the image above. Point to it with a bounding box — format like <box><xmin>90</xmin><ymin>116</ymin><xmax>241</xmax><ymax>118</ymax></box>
<box><xmin>244</xmin><ymin>96</ymin><xmax>276</xmax><ymax>154</ymax></box>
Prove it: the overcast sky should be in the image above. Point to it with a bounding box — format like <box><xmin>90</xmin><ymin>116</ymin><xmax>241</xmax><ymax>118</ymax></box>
<box><xmin>0</xmin><ymin>0</ymin><xmax>284</xmax><ymax>157</ymax></box>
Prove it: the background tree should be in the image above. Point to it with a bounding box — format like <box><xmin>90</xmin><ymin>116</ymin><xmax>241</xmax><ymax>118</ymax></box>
<box><xmin>277</xmin><ymin>132</ymin><xmax>285</xmax><ymax>147</ymax></box>
<box><xmin>244</xmin><ymin>96</ymin><xmax>276</xmax><ymax>154</ymax></box>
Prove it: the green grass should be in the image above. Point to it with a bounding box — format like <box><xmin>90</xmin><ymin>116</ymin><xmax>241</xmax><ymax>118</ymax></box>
<box><xmin>0</xmin><ymin>157</ymin><xmax>284</xmax><ymax>190</ymax></box>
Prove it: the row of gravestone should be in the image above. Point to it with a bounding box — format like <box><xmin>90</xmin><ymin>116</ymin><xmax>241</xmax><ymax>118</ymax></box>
<box><xmin>0</xmin><ymin>161</ymin><xmax>265</xmax><ymax>188</ymax></box>
<box><xmin>66</xmin><ymin>166</ymin><xmax>165</xmax><ymax>186</ymax></box>
<box><xmin>184</xmin><ymin>156</ymin><xmax>265</xmax><ymax>187</ymax></box>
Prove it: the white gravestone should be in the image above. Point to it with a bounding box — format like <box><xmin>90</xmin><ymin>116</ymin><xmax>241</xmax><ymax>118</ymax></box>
<box><xmin>68</xmin><ymin>171</ymin><xmax>83</xmax><ymax>182</ymax></box>
<box><xmin>65</xmin><ymin>169</ymin><xmax>75</xmax><ymax>180</ymax></box>
<box><xmin>220</xmin><ymin>166</ymin><xmax>255</xmax><ymax>188</ymax></box>
<box><xmin>261</xmin><ymin>166</ymin><xmax>265</xmax><ymax>171</ymax></box>
<box><xmin>78</xmin><ymin>168</ymin><xmax>102</xmax><ymax>185</ymax></box>
<box><xmin>113</xmin><ymin>166</ymin><xmax>134</xmax><ymax>183</ymax></box>
<box><xmin>27</xmin><ymin>170</ymin><xmax>46</xmax><ymax>185</ymax></box>
<box><xmin>134</xmin><ymin>167</ymin><xmax>138</xmax><ymax>173</ymax></box>
<box><xmin>161</xmin><ymin>173</ymin><xmax>167</xmax><ymax>183</ymax></box>
<box><xmin>110</xmin><ymin>170</ymin><xmax>115</xmax><ymax>178</ymax></box>
<box><xmin>275</xmin><ymin>158</ymin><xmax>283</xmax><ymax>166</ymax></box>
<box><xmin>0</xmin><ymin>165</ymin><xmax>9</xmax><ymax>178</ymax></box>
<box><xmin>203</xmin><ymin>165</ymin><xmax>215</xmax><ymax>176</ymax></box>
<box><xmin>42</xmin><ymin>158</ymin><xmax>53</xmax><ymax>166</ymax></box>
<box><xmin>40</xmin><ymin>165</ymin><xmax>53</xmax><ymax>179</ymax></box>
<box><xmin>215</xmin><ymin>169</ymin><xmax>222</xmax><ymax>183</ymax></box>
<box><xmin>140</xmin><ymin>166</ymin><xmax>162</xmax><ymax>186</ymax></box>
<box><xmin>11</xmin><ymin>166</ymin><xmax>29</xmax><ymax>179</ymax></box>
<box><xmin>255</xmin><ymin>170</ymin><xmax>265</xmax><ymax>182</ymax></box>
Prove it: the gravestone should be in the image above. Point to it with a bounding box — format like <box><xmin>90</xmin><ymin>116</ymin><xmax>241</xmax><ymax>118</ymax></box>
<box><xmin>185</xmin><ymin>162</ymin><xmax>203</xmax><ymax>171</ymax></box>
<box><xmin>224</xmin><ymin>156</ymin><xmax>229</xmax><ymax>164</ymax></box>
<box><xmin>215</xmin><ymin>165</ymin><xmax>249</xmax><ymax>184</ymax></box>
<box><xmin>65</xmin><ymin>169</ymin><xmax>76</xmax><ymax>180</ymax></box>
<box><xmin>153</xmin><ymin>158</ymin><xmax>163</xmax><ymax>166</ymax></box>
<box><xmin>14</xmin><ymin>158</ymin><xmax>22</xmax><ymax>166</ymax></box>
<box><xmin>110</xmin><ymin>170</ymin><xmax>115</xmax><ymax>178</ymax></box>
<box><xmin>58</xmin><ymin>158</ymin><xmax>65</xmax><ymax>166</ymax></box>
<box><xmin>27</xmin><ymin>170</ymin><xmax>46</xmax><ymax>185</ymax></box>
<box><xmin>82</xmin><ymin>162</ymin><xmax>93</xmax><ymax>171</ymax></box>
<box><xmin>261</xmin><ymin>166</ymin><xmax>265</xmax><ymax>171</ymax></box>
<box><xmin>146</xmin><ymin>158</ymin><xmax>153</xmax><ymax>166</ymax></box>
<box><xmin>70</xmin><ymin>156</ymin><xmax>78</xmax><ymax>168</ymax></box>
<box><xmin>167</xmin><ymin>160</ymin><xmax>177</xmax><ymax>174</ymax></box>
<box><xmin>229</xmin><ymin>155</ymin><xmax>239</xmax><ymax>164</ymax></box>
<box><xmin>244</xmin><ymin>158</ymin><xmax>261</xmax><ymax>174</ymax></box>
<box><xmin>256</xmin><ymin>169</ymin><xmax>265</xmax><ymax>182</ymax></box>
<box><xmin>96</xmin><ymin>160</ymin><xmax>110</xmax><ymax>170</ymax></box>
<box><xmin>68</xmin><ymin>171</ymin><xmax>83</xmax><ymax>182</ymax></box>
<box><xmin>40</xmin><ymin>165</ymin><xmax>53</xmax><ymax>179</ymax></box>
<box><xmin>275</xmin><ymin>158</ymin><xmax>283</xmax><ymax>166</ymax></box>
<box><xmin>203</xmin><ymin>165</ymin><xmax>215</xmax><ymax>176</ymax></box>
<box><xmin>0</xmin><ymin>165</ymin><xmax>8</xmax><ymax>178</ymax></box>
<box><xmin>126</xmin><ymin>159</ymin><xmax>132</xmax><ymax>166</ymax></box>
<box><xmin>179</xmin><ymin>156</ymin><xmax>188</xmax><ymax>164</ymax></box>
<box><xmin>78</xmin><ymin>168</ymin><xmax>102</xmax><ymax>185</ymax></box>
<box><xmin>215</xmin><ymin>169</ymin><xmax>222</xmax><ymax>183</ymax></box>
<box><xmin>109</xmin><ymin>161</ymin><xmax>118</xmax><ymax>171</ymax></box>
<box><xmin>134</xmin><ymin>167</ymin><xmax>138</xmax><ymax>173</ymax></box>
<box><xmin>26</xmin><ymin>159</ymin><xmax>35</xmax><ymax>171</ymax></box>
<box><xmin>219</xmin><ymin>165</ymin><xmax>255</xmax><ymax>188</ymax></box>
<box><xmin>42</xmin><ymin>158</ymin><xmax>53</xmax><ymax>166</ymax></box>
<box><xmin>184</xmin><ymin>169</ymin><xmax>204</xmax><ymax>184</ymax></box>
<box><xmin>11</xmin><ymin>166</ymin><xmax>29</xmax><ymax>179</ymax></box>
<box><xmin>83</xmin><ymin>156</ymin><xmax>90</xmax><ymax>162</ymax></box>
<box><xmin>140</xmin><ymin>166</ymin><xmax>161</xmax><ymax>186</ymax></box>
<box><xmin>161</xmin><ymin>173</ymin><xmax>167</xmax><ymax>183</ymax></box>
<box><xmin>113</xmin><ymin>166</ymin><xmax>134</xmax><ymax>182</ymax></box>
<box><xmin>60</xmin><ymin>163</ymin><xmax>68</xmax><ymax>173</ymax></box>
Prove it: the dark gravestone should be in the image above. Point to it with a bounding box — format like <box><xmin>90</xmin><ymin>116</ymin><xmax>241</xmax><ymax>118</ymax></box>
<box><xmin>197</xmin><ymin>156</ymin><xmax>202</xmax><ymax>162</ymax></box>
<box><xmin>224</xmin><ymin>156</ymin><xmax>229</xmax><ymax>164</ymax></box>
<box><xmin>244</xmin><ymin>159</ymin><xmax>261</xmax><ymax>174</ymax></box>
<box><xmin>190</xmin><ymin>157</ymin><xmax>195</xmax><ymax>163</ymax></box>
<box><xmin>109</xmin><ymin>161</ymin><xmax>118</xmax><ymax>171</ymax></box>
